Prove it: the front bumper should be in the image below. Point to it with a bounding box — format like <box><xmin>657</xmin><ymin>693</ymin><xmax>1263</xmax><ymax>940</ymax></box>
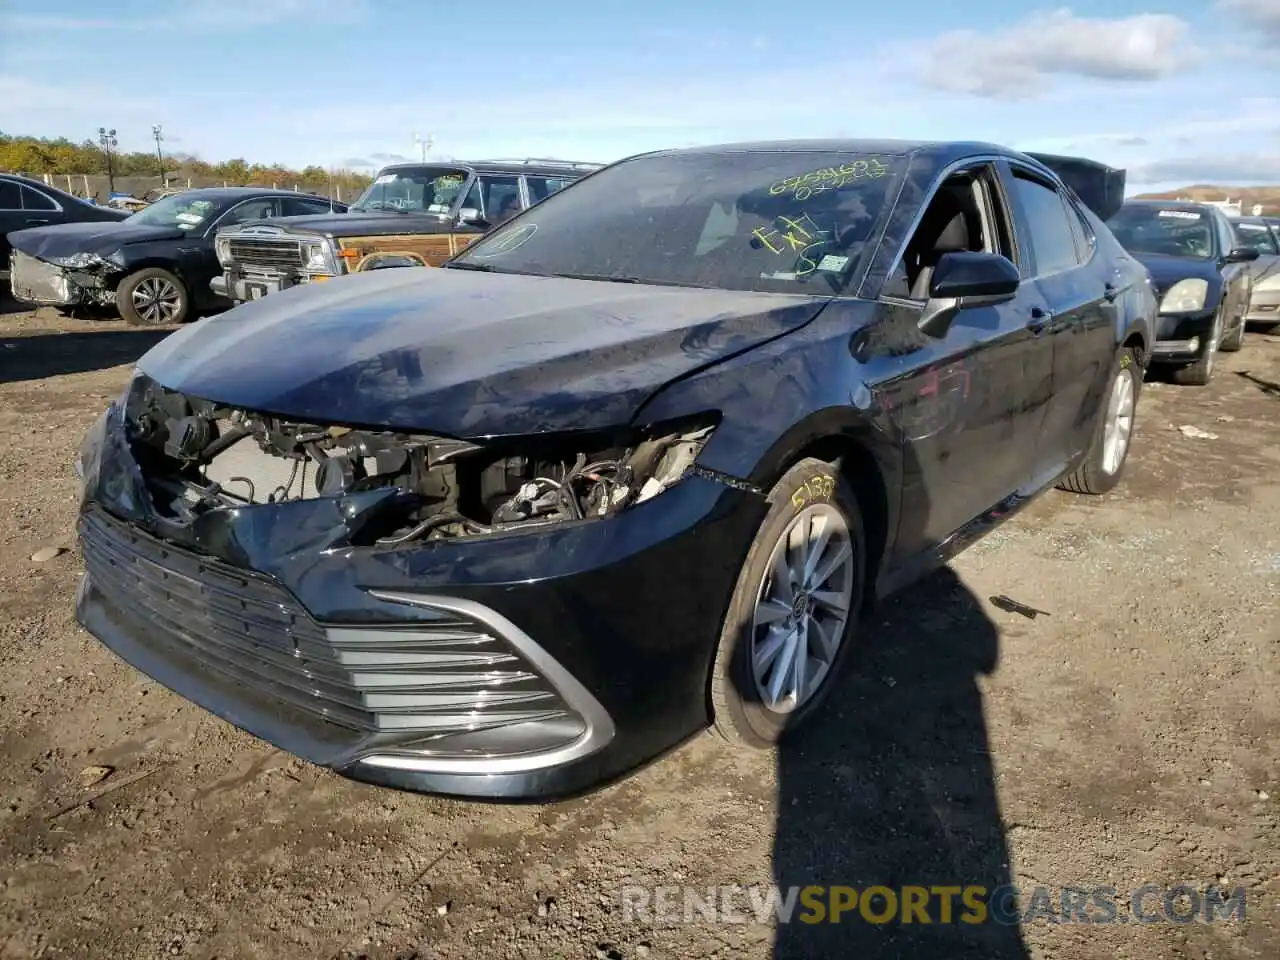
<box><xmin>1245</xmin><ymin>288</ymin><xmax>1280</xmax><ymax>323</ymax></box>
<box><xmin>74</xmin><ymin>406</ymin><xmax>764</xmax><ymax>800</ymax></box>
<box><xmin>212</xmin><ymin>269</ymin><xmax>335</xmax><ymax>303</ymax></box>
<box><xmin>10</xmin><ymin>250</ymin><xmax>81</xmax><ymax>306</ymax></box>
<box><xmin>1149</xmin><ymin>308</ymin><xmax>1216</xmax><ymax>363</ymax></box>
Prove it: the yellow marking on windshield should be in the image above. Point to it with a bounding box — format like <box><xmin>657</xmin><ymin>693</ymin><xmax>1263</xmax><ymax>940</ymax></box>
<box><xmin>769</xmin><ymin>158</ymin><xmax>889</xmax><ymax>200</ymax></box>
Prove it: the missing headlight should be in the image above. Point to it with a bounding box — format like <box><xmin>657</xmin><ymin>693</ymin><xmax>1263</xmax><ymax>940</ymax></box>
<box><xmin>119</xmin><ymin>379</ymin><xmax>721</xmax><ymax>542</ymax></box>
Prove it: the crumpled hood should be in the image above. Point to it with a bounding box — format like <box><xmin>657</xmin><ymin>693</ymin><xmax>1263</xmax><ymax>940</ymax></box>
<box><xmin>230</xmin><ymin>210</ymin><xmax>452</xmax><ymax>238</ymax></box>
<box><xmin>8</xmin><ymin>221</ymin><xmax>184</xmax><ymax>261</ymax></box>
<box><xmin>1130</xmin><ymin>252</ymin><xmax>1221</xmax><ymax>292</ymax></box>
<box><xmin>138</xmin><ymin>267</ymin><xmax>831</xmax><ymax>437</ymax></box>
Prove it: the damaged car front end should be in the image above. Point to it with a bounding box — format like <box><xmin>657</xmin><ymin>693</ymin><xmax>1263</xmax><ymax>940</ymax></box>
<box><xmin>77</xmin><ymin>369</ymin><xmax>746</xmax><ymax>795</ymax></box>
<box><xmin>10</xmin><ymin>248</ymin><xmax>122</xmax><ymax>309</ymax></box>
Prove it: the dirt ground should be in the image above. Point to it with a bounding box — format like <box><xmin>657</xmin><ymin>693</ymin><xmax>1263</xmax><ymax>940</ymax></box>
<box><xmin>0</xmin><ymin>297</ymin><xmax>1277</xmax><ymax>960</ymax></box>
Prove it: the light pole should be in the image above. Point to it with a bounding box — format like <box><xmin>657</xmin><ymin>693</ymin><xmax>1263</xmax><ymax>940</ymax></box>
<box><xmin>152</xmin><ymin>124</ymin><xmax>166</xmax><ymax>187</ymax></box>
<box><xmin>414</xmin><ymin>132</ymin><xmax>433</xmax><ymax>162</ymax></box>
<box><xmin>97</xmin><ymin>126</ymin><xmax>118</xmax><ymax>194</ymax></box>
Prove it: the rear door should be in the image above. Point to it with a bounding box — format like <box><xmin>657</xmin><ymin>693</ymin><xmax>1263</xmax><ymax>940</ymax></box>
<box><xmin>1003</xmin><ymin>162</ymin><xmax>1116</xmax><ymax>484</ymax></box>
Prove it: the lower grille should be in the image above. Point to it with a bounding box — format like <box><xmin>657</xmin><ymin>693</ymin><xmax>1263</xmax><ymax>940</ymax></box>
<box><xmin>227</xmin><ymin>237</ymin><xmax>305</xmax><ymax>270</ymax></box>
<box><xmin>78</xmin><ymin>507</ymin><xmax>582</xmax><ymax>753</ymax></box>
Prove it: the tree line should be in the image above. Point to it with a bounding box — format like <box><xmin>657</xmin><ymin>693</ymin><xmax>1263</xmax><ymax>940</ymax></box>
<box><xmin>0</xmin><ymin>131</ymin><xmax>374</xmax><ymax>195</ymax></box>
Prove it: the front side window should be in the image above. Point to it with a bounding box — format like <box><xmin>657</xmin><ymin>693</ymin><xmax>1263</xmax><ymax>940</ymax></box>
<box><xmin>127</xmin><ymin>193</ymin><xmax>223</xmax><ymax>230</ymax></box>
<box><xmin>352</xmin><ymin>167</ymin><xmax>469</xmax><ymax>214</ymax></box>
<box><xmin>1235</xmin><ymin>221</ymin><xmax>1280</xmax><ymax>255</ymax></box>
<box><xmin>1011</xmin><ymin>173</ymin><xmax>1080</xmax><ymax>276</ymax></box>
<box><xmin>219</xmin><ymin>198</ymin><xmax>279</xmax><ymax>227</ymax></box>
<box><xmin>461</xmin><ymin>174</ymin><xmax>524</xmax><ymax>224</ymax></box>
<box><xmin>0</xmin><ymin>180</ymin><xmax>23</xmax><ymax>210</ymax></box>
<box><xmin>1106</xmin><ymin>205</ymin><xmax>1215</xmax><ymax>259</ymax></box>
<box><xmin>449</xmin><ymin>150</ymin><xmax>907</xmax><ymax>294</ymax></box>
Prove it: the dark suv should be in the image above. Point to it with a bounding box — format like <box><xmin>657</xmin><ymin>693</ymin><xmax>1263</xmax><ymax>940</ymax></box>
<box><xmin>211</xmin><ymin>158</ymin><xmax>600</xmax><ymax>303</ymax></box>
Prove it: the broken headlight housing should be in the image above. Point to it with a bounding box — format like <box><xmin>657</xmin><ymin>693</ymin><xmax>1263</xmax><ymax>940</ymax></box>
<box><xmin>115</xmin><ymin>376</ymin><xmax>720</xmax><ymax>545</ymax></box>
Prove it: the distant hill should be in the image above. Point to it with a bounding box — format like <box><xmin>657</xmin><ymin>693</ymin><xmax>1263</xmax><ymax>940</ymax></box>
<box><xmin>1132</xmin><ymin>184</ymin><xmax>1280</xmax><ymax>216</ymax></box>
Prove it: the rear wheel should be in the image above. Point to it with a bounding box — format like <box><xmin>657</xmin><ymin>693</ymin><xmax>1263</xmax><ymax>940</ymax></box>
<box><xmin>118</xmin><ymin>267</ymin><xmax>189</xmax><ymax>326</ymax></box>
<box><xmin>709</xmin><ymin>458</ymin><xmax>866</xmax><ymax>748</ymax></box>
<box><xmin>1058</xmin><ymin>347</ymin><xmax>1140</xmax><ymax>495</ymax></box>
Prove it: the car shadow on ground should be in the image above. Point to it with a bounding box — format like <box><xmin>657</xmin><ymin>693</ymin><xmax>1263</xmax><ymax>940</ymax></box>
<box><xmin>1235</xmin><ymin>370</ymin><xmax>1280</xmax><ymax>400</ymax></box>
<box><xmin>1</xmin><ymin>328</ymin><xmax>173</xmax><ymax>383</ymax></box>
<box><xmin>771</xmin><ymin>566</ymin><xmax>1030</xmax><ymax>959</ymax></box>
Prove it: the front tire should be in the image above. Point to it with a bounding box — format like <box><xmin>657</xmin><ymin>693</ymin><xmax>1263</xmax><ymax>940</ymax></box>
<box><xmin>1058</xmin><ymin>347</ymin><xmax>1140</xmax><ymax>495</ymax></box>
<box><xmin>1220</xmin><ymin>307</ymin><xmax>1246</xmax><ymax>352</ymax></box>
<box><xmin>118</xmin><ymin>267</ymin><xmax>189</xmax><ymax>326</ymax></box>
<box><xmin>709</xmin><ymin>458</ymin><xmax>866</xmax><ymax>748</ymax></box>
<box><xmin>1171</xmin><ymin>305</ymin><xmax>1222</xmax><ymax>385</ymax></box>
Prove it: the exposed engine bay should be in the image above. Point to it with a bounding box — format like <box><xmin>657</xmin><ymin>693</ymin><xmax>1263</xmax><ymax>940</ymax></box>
<box><xmin>122</xmin><ymin>378</ymin><xmax>715</xmax><ymax>544</ymax></box>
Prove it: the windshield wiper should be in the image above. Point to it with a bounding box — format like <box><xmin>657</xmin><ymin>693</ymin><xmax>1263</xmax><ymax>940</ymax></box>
<box><xmin>442</xmin><ymin>262</ymin><xmax>542</xmax><ymax>276</ymax></box>
<box><xmin>550</xmin><ymin>272</ymin><xmax>710</xmax><ymax>288</ymax></box>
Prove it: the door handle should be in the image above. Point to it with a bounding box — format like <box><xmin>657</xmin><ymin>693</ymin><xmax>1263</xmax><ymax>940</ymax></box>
<box><xmin>1103</xmin><ymin>282</ymin><xmax>1119</xmax><ymax>302</ymax></box>
<box><xmin>24</xmin><ymin>218</ymin><xmax>50</xmax><ymax>225</ymax></box>
<box><xmin>1026</xmin><ymin>307</ymin><xmax>1052</xmax><ymax>334</ymax></box>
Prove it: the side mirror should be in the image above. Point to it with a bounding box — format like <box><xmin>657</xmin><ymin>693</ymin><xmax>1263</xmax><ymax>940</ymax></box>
<box><xmin>918</xmin><ymin>251</ymin><xmax>1021</xmax><ymax>338</ymax></box>
<box><xmin>1223</xmin><ymin>247</ymin><xmax>1260</xmax><ymax>264</ymax></box>
<box><xmin>457</xmin><ymin>207</ymin><xmax>485</xmax><ymax>226</ymax></box>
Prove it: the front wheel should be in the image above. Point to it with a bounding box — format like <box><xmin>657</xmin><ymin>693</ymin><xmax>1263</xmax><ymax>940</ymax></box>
<box><xmin>117</xmin><ymin>267</ymin><xmax>189</xmax><ymax>326</ymax></box>
<box><xmin>1171</xmin><ymin>306</ymin><xmax>1222</xmax><ymax>385</ymax></box>
<box><xmin>1058</xmin><ymin>347</ymin><xmax>1141</xmax><ymax>495</ymax></box>
<box><xmin>709</xmin><ymin>458</ymin><xmax>866</xmax><ymax>748</ymax></box>
<box><xmin>1219</xmin><ymin>311</ymin><xmax>1246</xmax><ymax>352</ymax></box>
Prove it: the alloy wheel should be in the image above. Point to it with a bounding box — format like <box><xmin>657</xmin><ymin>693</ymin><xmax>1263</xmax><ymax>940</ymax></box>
<box><xmin>1101</xmin><ymin>366</ymin><xmax>1136</xmax><ymax>475</ymax></box>
<box><xmin>132</xmin><ymin>277</ymin><xmax>182</xmax><ymax>324</ymax></box>
<box><xmin>749</xmin><ymin>504</ymin><xmax>856</xmax><ymax>714</ymax></box>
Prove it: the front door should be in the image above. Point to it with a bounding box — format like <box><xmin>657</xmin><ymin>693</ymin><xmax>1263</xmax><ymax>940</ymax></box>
<box><xmin>876</xmin><ymin>163</ymin><xmax>1049</xmax><ymax>568</ymax></box>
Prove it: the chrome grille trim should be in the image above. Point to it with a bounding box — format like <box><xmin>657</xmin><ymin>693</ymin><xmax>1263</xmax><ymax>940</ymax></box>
<box><xmin>226</xmin><ymin>237</ymin><xmax>306</xmax><ymax>270</ymax></box>
<box><xmin>78</xmin><ymin>507</ymin><xmax>604</xmax><ymax>763</ymax></box>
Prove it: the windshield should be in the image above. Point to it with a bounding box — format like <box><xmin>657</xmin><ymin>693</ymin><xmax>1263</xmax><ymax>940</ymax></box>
<box><xmin>352</xmin><ymin>166</ymin><xmax>469</xmax><ymax>213</ymax></box>
<box><xmin>1235</xmin><ymin>221</ymin><xmax>1279</xmax><ymax>256</ymax></box>
<box><xmin>126</xmin><ymin>193</ymin><xmax>220</xmax><ymax>230</ymax></box>
<box><xmin>1106</xmin><ymin>205</ymin><xmax>1215</xmax><ymax>259</ymax></box>
<box><xmin>448</xmin><ymin>150</ymin><xmax>907</xmax><ymax>294</ymax></box>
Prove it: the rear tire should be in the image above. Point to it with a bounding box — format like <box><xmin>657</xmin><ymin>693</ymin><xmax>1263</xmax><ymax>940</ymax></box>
<box><xmin>709</xmin><ymin>458</ymin><xmax>866</xmax><ymax>748</ymax></box>
<box><xmin>1058</xmin><ymin>347</ymin><xmax>1140</xmax><ymax>495</ymax></box>
<box><xmin>118</xmin><ymin>267</ymin><xmax>189</xmax><ymax>326</ymax></box>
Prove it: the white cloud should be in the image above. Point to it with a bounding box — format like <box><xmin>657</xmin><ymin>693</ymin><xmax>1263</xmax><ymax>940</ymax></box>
<box><xmin>1217</xmin><ymin>0</ymin><xmax>1280</xmax><ymax>40</ymax></box>
<box><xmin>1128</xmin><ymin>155</ymin><xmax>1280</xmax><ymax>184</ymax></box>
<box><xmin>921</xmin><ymin>8</ymin><xmax>1196</xmax><ymax>99</ymax></box>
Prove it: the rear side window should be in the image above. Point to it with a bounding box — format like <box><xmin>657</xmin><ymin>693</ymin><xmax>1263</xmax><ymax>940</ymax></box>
<box><xmin>526</xmin><ymin>176</ymin><xmax>576</xmax><ymax>203</ymax></box>
<box><xmin>281</xmin><ymin>196</ymin><xmax>336</xmax><ymax>216</ymax></box>
<box><xmin>21</xmin><ymin>186</ymin><xmax>57</xmax><ymax>211</ymax></box>
<box><xmin>1011</xmin><ymin>172</ymin><xmax>1080</xmax><ymax>277</ymax></box>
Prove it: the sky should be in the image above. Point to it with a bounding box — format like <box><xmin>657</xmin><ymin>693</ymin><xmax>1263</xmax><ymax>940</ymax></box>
<box><xmin>1</xmin><ymin>0</ymin><xmax>1278</xmax><ymax>195</ymax></box>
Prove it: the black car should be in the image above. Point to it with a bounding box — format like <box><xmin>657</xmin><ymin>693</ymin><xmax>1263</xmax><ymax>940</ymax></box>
<box><xmin>8</xmin><ymin>188</ymin><xmax>346</xmax><ymax>325</ymax></box>
<box><xmin>75</xmin><ymin>139</ymin><xmax>1155</xmax><ymax>800</ymax></box>
<box><xmin>1105</xmin><ymin>200</ymin><xmax>1259</xmax><ymax>384</ymax></box>
<box><xmin>211</xmin><ymin>158</ymin><xmax>600</xmax><ymax>304</ymax></box>
<box><xmin>0</xmin><ymin>174</ymin><xmax>128</xmax><ymax>283</ymax></box>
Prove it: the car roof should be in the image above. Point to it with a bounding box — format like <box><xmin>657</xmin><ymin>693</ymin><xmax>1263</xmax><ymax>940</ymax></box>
<box><xmin>631</xmin><ymin>138</ymin><xmax>1048</xmax><ymax>165</ymax></box>
<box><xmin>378</xmin><ymin>158</ymin><xmax>602</xmax><ymax>176</ymax></box>
<box><xmin>1236</xmin><ymin>216</ymin><xmax>1274</xmax><ymax>226</ymax></box>
<box><xmin>1120</xmin><ymin>199</ymin><xmax>1218</xmax><ymax>213</ymax></box>
<box><xmin>159</xmin><ymin>186</ymin><xmax>327</xmax><ymax>200</ymax></box>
